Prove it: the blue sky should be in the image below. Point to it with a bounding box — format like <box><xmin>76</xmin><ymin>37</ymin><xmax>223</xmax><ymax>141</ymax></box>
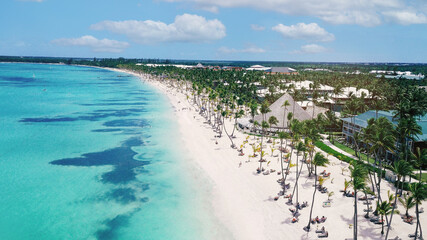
<box><xmin>1</xmin><ymin>0</ymin><xmax>427</xmax><ymax>62</ymax></box>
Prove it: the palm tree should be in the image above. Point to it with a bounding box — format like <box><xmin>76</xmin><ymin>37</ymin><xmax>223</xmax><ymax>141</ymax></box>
<box><xmin>231</xmin><ymin>109</ymin><xmax>245</xmax><ymax>137</ymax></box>
<box><xmin>268</xmin><ymin>115</ymin><xmax>279</xmax><ymax>138</ymax></box>
<box><xmin>412</xmin><ymin>147</ymin><xmax>427</xmax><ymax>181</ymax></box>
<box><xmin>260</xmin><ymin>101</ymin><xmax>271</xmax><ymax>122</ymax></box>
<box><xmin>385</xmin><ymin>160</ymin><xmax>413</xmax><ymax>240</ymax></box>
<box><xmin>250</xmin><ymin>103</ymin><xmax>258</xmax><ymax>132</ymax></box>
<box><xmin>281</xmin><ymin>100</ymin><xmax>290</xmax><ymax>129</ymax></box>
<box><xmin>290</xmin><ymin>141</ymin><xmax>305</xmax><ymax>204</ymax></box>
<box><xmin>258</xmin><ymin>120</ymin><xmax>270</xmax><ymax>172</ymax></box>
<box><xmin>377</xmin><ymin>201</ymin><xmax>393</xmax><ymax>235</ymax></box>
<box><xmin>398</xmin><ymin>194</ymin><xmax>415</xmax><ymax>218</ymax></box>
<box><xmin>278</xmin><ymin>131</ymin><xmax>290</xmax><ymax>182</ymax></box>
<box><xmin>304</xmin><ymin>152</ymin><xmax>329</xmax><ymax>232</ymax></box>
<box><xmin>350</xmin><ymin>161</ymin><xmax>368</xmax><ymax>240</ymax></box>
<box><xmin>368</xmin><ymin>117</ymin><xmax>396</xmax><ymax>202</ymax></box>
<box><xmin>410</xmin><ymin>182</ymin><xmax>427</xmax><ymax>240</ymax></box>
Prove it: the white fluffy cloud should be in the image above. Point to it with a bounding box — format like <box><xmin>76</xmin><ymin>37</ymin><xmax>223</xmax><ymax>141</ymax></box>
<box><xmin>272</xmin><ymin>23</ymin><xmax>335</xmax><ymax>42</ymax></box>
<box><xmin>291</xmin><ymin>44</ymin><xmax>328</xmax><ymax>54</ymax></box>
<box><xmin>91</xmin><ymin>14</ymin><xmax>226</xmax><ymax>44</ymax></box>
<box><xmin>218</xmin><ymin>46</ymin><xmax>265</xmax><ymax>54</ymax></box>
<box><xmin>250</xmin><ymin>24</ymin><xmax>265</xmax><ymax>31</ymax></box>
<box><xmin>51</xmin><ymin>35</ymin><xmax>129</xmax><ymax>53</ymax></box>
<box><xmin>162</xmin><ymin>0</ymin><xmax>427</xmax><ymax>26</ymax></box>
<box><xmin>383</xmin><ymin>11</ymin><xmax>427</xmax><ymax>25</ymax></box>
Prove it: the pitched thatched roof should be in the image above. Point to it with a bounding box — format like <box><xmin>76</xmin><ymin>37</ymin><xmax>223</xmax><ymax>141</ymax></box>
<box><xmin>254</xmin><ymin>93</ymin><xmax>311</xmax><ymax>129</ymax></box>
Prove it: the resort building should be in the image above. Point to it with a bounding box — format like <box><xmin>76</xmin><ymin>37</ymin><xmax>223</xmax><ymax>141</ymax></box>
<box><xmin>285</xmin><ymin>80</ymin><xmax>334</xmax><ymax>95</ymax></box>
<box><xmin>268</xmin><ymin>67</ymin><xmax>298</xmax><ymax>75</ymax></box>
<box><xmin>342</xmin><ymin>110</ymin><xmax>427</xmax><ymax>153</ymax></box>
<box><xmin>246</xmin><ymin>65</ymin><xmax>271</xmax><ymax>71</ymax></box>
<box><xmin>252</xmin><ymin>93</ymin><xmax>313</xmax><ymax>130</ymax></box>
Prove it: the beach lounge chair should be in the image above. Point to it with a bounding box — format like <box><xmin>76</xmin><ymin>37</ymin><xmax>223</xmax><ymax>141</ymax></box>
<box><xmin>374</xmin><ymin>219</ymin><xmax>384</xmax><ymax>225</ymax></box>
<box><xmin>315</xmin><ymin>227</ymin><xmax>326</xmax><ymax>234</ymax></box>
<box><xmin>358</xmin><ymin>196</ymin><xmax>367</xmax><ymax>201</ymax></box>
<box><xmin>322</xmin><ymin>201</ymin><xmax>331</xmax><ymax>208</ymax></box>
<box><xmin>403</xmin><ymin>217</ymin><xmax>413</xmax><ymax>224</ymax></box>
<box><xmin>318</xmin><ymin>231</ymin><xmax>328</xmax><ymax>238</ymax></box>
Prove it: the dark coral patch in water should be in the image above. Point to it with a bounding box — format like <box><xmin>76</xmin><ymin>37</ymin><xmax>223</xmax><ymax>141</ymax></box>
<box><xmin>103</xmin><ymin>119</ymin><xmax>148</xmax><ymax>128</ymax></box>
<box><xmin>19</xmin><ymin>108</ymin><xmax>145</xmax><ymax>123</ymax></box>
<box><xmin>96</xmin><ymin>212</ymin><xmax>136</xmax><ymax>240</ymax></box>
<box><xmin>107</xmin><ymin>188</ymin><xmax>137</xmax><ymax>204</ymax></box>
<box><xmin>92</xmin><ymin>129</ymin><xmax>123</xmax><ymax>133</ymax></box>
<box><xmin>50</xmin><ymin>137</ymin><xmax>149</xmax><ymax>184</ymax></box>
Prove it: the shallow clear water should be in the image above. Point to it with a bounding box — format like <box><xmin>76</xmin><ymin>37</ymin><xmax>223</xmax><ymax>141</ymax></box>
<box><xmin>0</xmin><ymin>63</ymin><xmax>230</xmax><ymax>240</ymax></box>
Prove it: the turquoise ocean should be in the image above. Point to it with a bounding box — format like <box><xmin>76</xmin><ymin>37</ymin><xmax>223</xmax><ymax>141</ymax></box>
<box><xmin>0</xmin><ymin>63</ymin><xmax>230</xmax><ymax>240</ymax></box>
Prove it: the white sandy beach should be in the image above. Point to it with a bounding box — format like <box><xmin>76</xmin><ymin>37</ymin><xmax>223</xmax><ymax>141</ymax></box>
<box><xmin>110</xmin><ymin>67</ymin><xmax>426</xmax><ymax>240</ymax></box>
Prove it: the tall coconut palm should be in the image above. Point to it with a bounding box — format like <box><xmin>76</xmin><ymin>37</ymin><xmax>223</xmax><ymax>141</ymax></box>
<box><xmin>268</xmin><ymin>115</ymin><xmax>279</xmax><ymax>137</ymax></box>
<box><xmin>260</xmin><ymin>101</ymin><xmax>271</xmax><ymax>122</ymax></box>
<box><xmin>369</xmin><ymin>117</ymin><xmax>396</xmax><ymax>202</ymax></box>
<box><xmin>304</xmin><ymin>152</ymin><xmax>329</xmax><ymax>232</ymax></box>
<box><xmin>350</xmin><ymin>161</ymin><xmax>368</xmax><ymax>240</ymax></box>
<box><xmin>258</xmin><ymin>120</ymin><xmax>270</xmax><ymax>172</ymax></box>
<box><xmin>385</xmin><ymin>160</ymin><xmax>413</xmax><ymax>240</ymax></box>
<box><xmin>412</xmin><ymin>147</ymin><xmax>427</xmax><ymax>181</ymax></box>
<box><xmin>399</xmin><ymin>194</ymin><xmax>415</xmax><ymax>218</ymax></box>
<box><xmin>410</xmin><ymin>182</ymin><xmax>427</xmax><ymax>240</ymax></box>
<box><xmin>250</xmin><ymin>102</ymin><xmax>258</xmax><ymax>132</ymax></box>
<box><xmin>377</xmin><ymin>201</ymin><xmax>393</xmax><ymax>235</ymax></box>
<box><xmin>281</xmin><ymin>100</ymin><xmax>290</xmax><ymax>129</ymax></box>
<box><xmin>290</xmin><ymin>141</ymin><xmax>305</xmax><ymax>204</ymax></box>
<box><xmin>278</xmin><ymin>131</ymin><xmax>290</xmax><ymax>182</ymax></box>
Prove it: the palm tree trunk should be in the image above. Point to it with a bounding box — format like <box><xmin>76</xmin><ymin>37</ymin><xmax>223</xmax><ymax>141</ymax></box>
<box><xmin>306</xmin><ymin>166</ymin><xmax>317</xmax><ymax>231</ymax></box>
<box><xmin>296</xmin><ymin>151</ymin><xmax>299</xmax><ymax>203</ymax></box>
<box><xmin>282</xmin><ymin>140</ymin><xmax>293</xmax><ymax>185</ymax></box>
<box><xmin>414</xmin><ymin>203</ymin><xmax>419</xmax><ymax>239</ymax></box>
<box><xmin>354</xmin><ymin>191</ymin><xmax>358</xmax><ymax>240</ymax></box>
<box><xmin>290</xmin><ymin>156</ymin><xmax>304</xmax><ymax>204</ymax></box>
<box><xmin>280</xmin><ymin>139</ymin><xmax>285</xmax><ymax>181</ymax></box>
<box><xmin>385</xmin><ymin>179</ymin><xmax>400</xmax><ymax>240</ymax></box>
<box><xmin>364</xmin><ymin>192</ymin><xmax>370</xmax><ymax>218</ymax></box>
<box><xmin>259</xmin><ymin>129</ymin><xmax>264</xmax><ymax>171</ymax></box>
<box><xmin>231</xmin><ymin>117</ymin><xmax>237</xmax><ymax>137</ymax></box>
<box><xmin>223</xmin><ymin>118</ymin><xmax>235</xmax><ymax>148</ymax></box>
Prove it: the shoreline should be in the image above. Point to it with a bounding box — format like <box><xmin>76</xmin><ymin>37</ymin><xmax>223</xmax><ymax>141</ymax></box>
<box><xmin>106</xmin><ymin>67</ymin><xmax>426</xmax><ymax>240</ymax></box>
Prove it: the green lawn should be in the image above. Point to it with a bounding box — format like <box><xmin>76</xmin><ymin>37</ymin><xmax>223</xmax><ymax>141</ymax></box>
<box><xmin>413</xmin><ymin>172</ymin><xmax>427</xmax><ymax>182</ymax></box>
<box><xmin>331</xmin><ymin>141</ymin><xmax>376</xmax><ymax>165</ymax></box>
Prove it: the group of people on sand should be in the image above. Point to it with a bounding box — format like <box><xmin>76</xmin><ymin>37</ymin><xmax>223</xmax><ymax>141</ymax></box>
<box><xmin>311</xmin><ymin>216</ymin><xmax>327</xmax><ymax>224</ymax></box>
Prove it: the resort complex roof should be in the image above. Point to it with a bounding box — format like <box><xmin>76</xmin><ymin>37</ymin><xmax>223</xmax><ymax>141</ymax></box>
<box><xmin>336</xmin><ymin>87</ymin><xmax>370</xmax><ymax>99</ymax></box>
<box><xmin>286</xmin><ymin>80</ymin><xmax>334</xmax><ymax>92</ymax></box>
<box><xmin>254</xmin><ymin>93</ymin><xmax>312</xmax><ymax>128</ymax></box>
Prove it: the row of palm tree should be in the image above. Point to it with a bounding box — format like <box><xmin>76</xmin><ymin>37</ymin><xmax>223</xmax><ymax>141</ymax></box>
<box><xmin>120</xmin><ymin>64</ymin><xmax>426</xmax><ymax>240</ymax></box>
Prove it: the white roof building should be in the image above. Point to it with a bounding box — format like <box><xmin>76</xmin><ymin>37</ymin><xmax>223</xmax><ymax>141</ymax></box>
<box><xmin>246</xmin><ymin>65</ymin><xmax>272</xmax><ymax>71</ymax></box>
